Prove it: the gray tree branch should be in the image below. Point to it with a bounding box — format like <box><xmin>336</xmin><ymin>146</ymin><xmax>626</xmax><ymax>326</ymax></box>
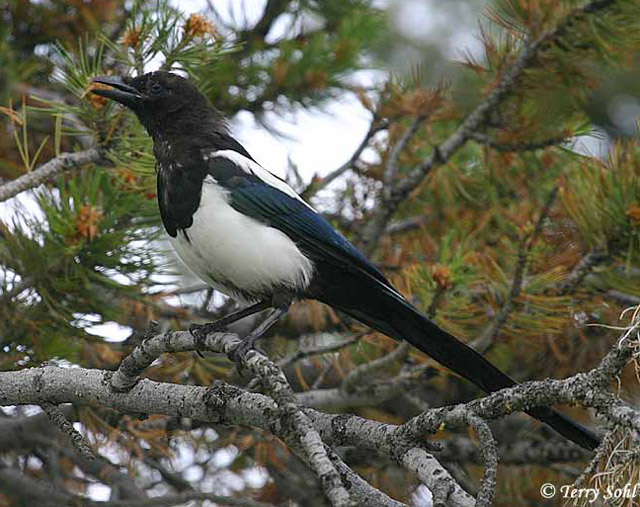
<box><xmin>0</xmin><ymin>147</ymin><xmax>104</xmax><ymax>203</ymax></box>
<box><xmin>0</xmin><ymin>359</ymin><xmax>471</xmax><ymax>505</ymax></box>
<box><xmin>2</xmin><ymin>308</ymin><xmax>637</xmax><ymax>506</ymax></box>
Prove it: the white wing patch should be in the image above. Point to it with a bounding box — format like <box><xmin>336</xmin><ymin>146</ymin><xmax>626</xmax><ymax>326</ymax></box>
<box><xmin>210</xmin><ymin>149</ymin><xmax>316</xmax><ymax>211</ymax></box>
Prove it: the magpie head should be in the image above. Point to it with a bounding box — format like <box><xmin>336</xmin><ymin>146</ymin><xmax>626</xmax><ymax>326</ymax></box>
<box><xmin>91</xmin><ymin>71</ymin><xmax>213</xmax><ymax>137</ymax></box>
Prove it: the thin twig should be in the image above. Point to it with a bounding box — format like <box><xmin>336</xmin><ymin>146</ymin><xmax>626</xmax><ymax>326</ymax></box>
<box><xmin>437</xmin><ymin>436</ymin><xmax>591</xmax><ymax>465</ymax></box>
<box><xmin>310</xmin><ymin>360</ymin><xmax>336</xmax><ymax>390</ymax></box>
<box><xmin>555</xmin><ymin>249</ymin><xmax>608</xmax><ymax>295</ymax></box>
<box><xmin>277</xmin><ymin>333</ymin><xmax>361</xmax><ymax>371</ymax></box>
<box><xmin>427</xmin><ymin>285</ymin><xmax>445</xmax><ymax>319</ymax></box>
<box><xmin>466</xmin><ymin>415</ymin><xmax>498</xmax><ymax>507</ymax></box>
<box><xmin>383</xmin><ymin>115</ymin><xmax>424</xmax><ymax>189</ymax></box>
<box><xmin>247</xmin><ymin>0</ymin><xmax>291</xmax><ymax>40</ymax></box>
<box><xmin>40</xmin><ymin>402</ymin><xmax>95</xmax><ymax>461</ymax></box>
<box><xmin>607</xmin><ymin>290</ymin><xmax>640</xmax><ymax>306</ymax></box>
<box><xmin>472</xmin><ymin>187</ymin><xmax>558</xmax><ymax>352</ymax></box>
<box><xmin>469</xmin><ymin>131</ymin><xmax>570</xmax><ymax>152</ymax></box>
<box><xmin>572</xmin><ymin>428</ymin><xmax>617</xmax><ymax>488</ymax></box>
<box><xmin>386</xmin><ymin>215</ymin><xmax>426</xmax><ymax>235</ymax></box>
<box><xmin>341</xmin><ymin>341</ymin><xmax>410</xmax><ymax>393</ymax></box>
<box><xmin>302</xmin><ymin>118</ymin><xmax>388</xmax><ymax>198</ymax></box>
<box><xmin>324</xmin><ymin>445</ymin><xmax>408</xmax><ymax>507</ymax></box>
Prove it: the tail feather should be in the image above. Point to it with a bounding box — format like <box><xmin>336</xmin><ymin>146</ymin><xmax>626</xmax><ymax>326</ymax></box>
<box><xmin>316</xmin><ymin>276</ymin><xmax>600</xmax><ymax>450</ymax></box>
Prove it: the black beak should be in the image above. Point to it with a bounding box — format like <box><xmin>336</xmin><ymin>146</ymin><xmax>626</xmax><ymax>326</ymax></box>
<box><xmin>91</xmin><ymin>76</ymin><xmax>143</xmax><ymax>108</ymax></box>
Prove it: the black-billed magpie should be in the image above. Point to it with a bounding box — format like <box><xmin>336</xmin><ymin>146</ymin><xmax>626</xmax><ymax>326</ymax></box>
<box><xmin>92</xmin><ymin>71</ymin><xmax>599</xmax><ymax>450</ymax></box>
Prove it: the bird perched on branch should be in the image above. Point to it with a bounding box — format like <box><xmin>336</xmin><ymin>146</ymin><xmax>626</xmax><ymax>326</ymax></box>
<box><xmin>92</xmin><ymin>71</ymin><xmax>599</xmax><ymax>450</ymax></box>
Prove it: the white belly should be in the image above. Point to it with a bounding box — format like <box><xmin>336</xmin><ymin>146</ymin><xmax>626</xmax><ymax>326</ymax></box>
<box><xmin>169</xmin><ymin>176</ymin><xmax>314</xmax><ymax>301</ymax></box>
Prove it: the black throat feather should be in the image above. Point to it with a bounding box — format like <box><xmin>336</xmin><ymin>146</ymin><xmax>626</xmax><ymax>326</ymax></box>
<box><xmin>152</xmin><ymin>113</ymin><xmax>255</xmax><ymax>238</ymax></box>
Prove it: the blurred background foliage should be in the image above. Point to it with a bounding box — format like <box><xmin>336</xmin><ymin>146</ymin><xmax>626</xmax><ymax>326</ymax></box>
<box><xmin>1</xmin><ymin>0</ymin><xmax>640</xmax><ymax>505</ymax></box>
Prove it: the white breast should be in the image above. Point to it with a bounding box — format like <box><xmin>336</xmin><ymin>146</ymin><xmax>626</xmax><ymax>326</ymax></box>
<box><xmin>169</xmin><ymin>176</ymin><xmax>314</xmax><ymax>301</ymax></box>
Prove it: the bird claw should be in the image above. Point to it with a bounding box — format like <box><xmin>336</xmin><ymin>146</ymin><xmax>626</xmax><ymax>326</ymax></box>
<box><xmin>189</xmin><ymin>321</ymin><xmax>227</xmax><ymax>357</ymax></box>
<box><xmin>231</xmin><ymin>336</ymin><xmax>266</xmax><ymax>368</ymax></box>
<box><xmin>232</xmin><ymin>339</ymin><xmax>255</xmax><ymax>363</ymax></box>
<box><xmin>189</xmin><ymin>321</ymin><xmax>227</xmax><ymax>337</ymax></box>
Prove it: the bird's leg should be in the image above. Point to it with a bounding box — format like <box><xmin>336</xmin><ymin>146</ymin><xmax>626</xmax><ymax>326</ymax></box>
<box><xmin>232</xmin><ymin>299</ymin><xmax>290</xmax><ymax>363</ymax></box>
<box><xmin>190</xmin><ymin>299</ymin><xmax>271</xmax><ymax>353</ymax></box>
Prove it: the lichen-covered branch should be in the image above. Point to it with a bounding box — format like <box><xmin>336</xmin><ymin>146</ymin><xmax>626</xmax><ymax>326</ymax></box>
<box><xmin>0</xmin><ymin>363</ymin><xmax>473</xmax><ymax>506</ymax></box>
<box><xmin>110</xmin><ymin>328</ymin><xmax>351</xmax><ymax>506</ymax></box>
<box><xmin>40</xmin><ymin>401</ymin><xmax>95</xmax><ymax>461</ymax></box>
<box><xmin>2</xmin><ymin>312</ymin><xmax>638</xmax><ymax>506</ymax></box>
<box><xmin>436</xmin><ymin>436</ymin><xmax>591</xmax><ymax>465</ymax></box>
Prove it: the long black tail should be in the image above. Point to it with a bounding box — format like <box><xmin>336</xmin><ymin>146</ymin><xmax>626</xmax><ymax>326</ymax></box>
<box><xmin>315</xmin><ymin>272</ymin><xmax>600</xmax><ymax>450</ymax></box>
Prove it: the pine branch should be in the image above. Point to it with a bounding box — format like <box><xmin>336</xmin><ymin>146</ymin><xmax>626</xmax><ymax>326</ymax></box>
<box><xmin>0</xmin><ymin>148</ymin><xmax>104</xmax><ymax>203</ymax></box>
<box><xmin>0</xmin><ymin>465</ymin><xmax>73</xmax><ymax>505</ymax></box>
<box><xmin>607</xmin><ymin>290</ymin><xmax>640</xmax><ymax>306</ymax></box>
<box><xmin>248</xmin><ymin>0</ymin><xmax>291</xmax><ymax>40</ymax></box>
<box><xmin>0</xmin><ymin>407</ymin><xmax>144</xmax><ymax>498</ymax></box>
<box><xmin>341</xmin><ymin>342</ymin><xmax>410</xmax><ymax>394</ymax></box>
<box><xmin>571</xmin><ymin>428</ymin><xmax>617</xmax><ymax>489</ymax></box>
<box><xmin>110</xmin><ymin>328</ymin><xmax>351</xmax><ymax>507</ymax></box>
<box><xmin>399</xmin><ymin>319</ymin><xmax>639</xmax><ymax>442</ymax></box>
<box><xmin>0</xmin><ymin>405</ymin><xmax>71</xmax><ymax>452</ymax></box>
<box><xmin>12</xmin><ymin>323</ymin><xmax>640</xmax><ymax>507</ymax></box>
<box><xmin>277</xmin><ymin>333</ymin><xmax>361</xmax><ymax>370</ymax></box>
<box><xmin>10</xmin><ymin>310</ymin><xmax>633</xmax><ymax>503</ymax></box>
<box><xmin>555</xmin><ymin>249</ymin><xmax>608</xmax><ymax>295</ymax></box>
<box><xmin>358</xmin><ymin>0</ymin><xmax>620</xmax><ymax>255</ymax></box>
<box><xmin>0</xmin><ymin>465</ymin><xmax>269</xmax><ymax>507</ymax></box>
<box><xmin>323</xmin><ymin>446</ymin><xmax>407</xmax><ymax>507</ymax></box>
<box><xmin>386</xmin><ymin>215</ymin><xmax>425</xmax><ymax>235</ymax></box>
<box><xmin>383</xmin><ymin>115</ymin><xmax>424</xmax><ymax>188</ymax></box>
<box><xmin>468</xmin><ymin>132</ymin><xmax>571</xmax><ymax>152</ymax></box>
<box><xmin>143</xmin><ymin>455</ymin><xmax>195</xmax><ymax>493</ymax></box>
<box><xmin>295</xmin><ymin>363</ymin><xmax>431</xmax><ymax>409</ymax></box>
<box><xmin>472</xmin><ymin>187</ymin><xmax>558</xmax><ymax>352</ymax></box>
<box><xmin>427</xmin><ymin>285</ymin><xmax>445</xmax><ymax>319</ymax></box>
<box><xmin>302</xmin><ymin>117</ymin><xmax>388</xmax><ymax>198</ymax></box>
<box><xmin>61</xmin><ymin>446</ymin><xmax>148</xmax><ymax>500</ymax></box>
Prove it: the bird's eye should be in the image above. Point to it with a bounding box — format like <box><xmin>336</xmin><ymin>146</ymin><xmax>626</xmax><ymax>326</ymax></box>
<box><xmin>150</xmin><ymin>82</ymin><xmax>163</xmax><ymax>95</ymax></box>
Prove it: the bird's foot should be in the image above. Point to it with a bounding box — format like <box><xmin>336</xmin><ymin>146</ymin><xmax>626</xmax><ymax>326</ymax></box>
<box><xmin>231</xmin><ymin>336</ymin><xmax>261</xmax><ymax>363</ymax></box>
<box><xmin>189</xmin><ymin>321</ymin><xmax>228</xmax><ymax>357</ymax></box>
<box><xmin>189</xmin><ymin>320</ymin><xmax>228</xmax><ymax>338</ymax></box>
<box><xmin>231</xmin><ymin>334</ymin><xmax>266</xmax><ymax>368</ymax></box>
<box><xmin>230</xmin><ymin>305</ymin><xmax>288</xmax><ymax>371</ymax></box>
